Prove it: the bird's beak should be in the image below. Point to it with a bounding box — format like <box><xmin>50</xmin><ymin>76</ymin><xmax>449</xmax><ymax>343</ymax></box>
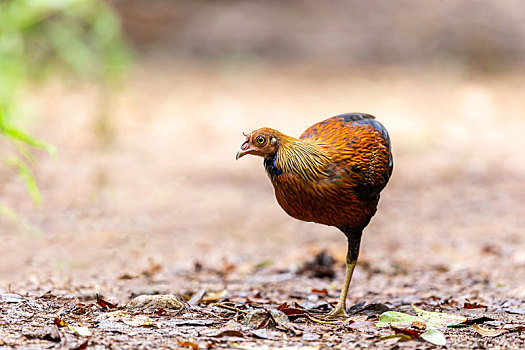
<box><xmin>236</xmin><ymin>140</ymin><xmax>251</xmax><ymax>160</ymax></box>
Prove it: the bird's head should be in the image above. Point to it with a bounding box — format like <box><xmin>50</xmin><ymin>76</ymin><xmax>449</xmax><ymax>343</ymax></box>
<box><xmin>235</xmin><ymin>128</ymin><xmax>281</xmax><ymax>160</ymax></box>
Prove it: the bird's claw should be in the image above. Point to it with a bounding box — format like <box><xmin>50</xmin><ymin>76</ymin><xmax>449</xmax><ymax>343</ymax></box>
<box><xmin>328</xmin><ymin>303</ymin><xmax>348</xmax><ymax>317</ymax></box>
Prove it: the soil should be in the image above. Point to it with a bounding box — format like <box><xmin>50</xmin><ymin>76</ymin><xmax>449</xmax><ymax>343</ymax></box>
<box><xmin>1</xmin><ymin>63</ymin><xmax>524</xmax><ymax>348</ymax></box>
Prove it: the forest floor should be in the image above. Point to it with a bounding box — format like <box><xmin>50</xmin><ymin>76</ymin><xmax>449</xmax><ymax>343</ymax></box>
<box><xmin>1</xmin><ymin>63</ymin><xmax>524</xmax><ymax>349</ymax></box>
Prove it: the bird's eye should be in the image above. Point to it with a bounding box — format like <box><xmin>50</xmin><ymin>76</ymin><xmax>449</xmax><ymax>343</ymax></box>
<box><xmin>256</xmin><ymin>136</ymin><xmax>266</xmax><ymax>145</ymax></box>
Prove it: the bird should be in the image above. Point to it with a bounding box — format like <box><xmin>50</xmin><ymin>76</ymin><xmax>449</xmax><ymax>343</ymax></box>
<box><xmin>236</xmin><ymin>113</ymin><xmax>393</xmax><ymax>316</ymax></box>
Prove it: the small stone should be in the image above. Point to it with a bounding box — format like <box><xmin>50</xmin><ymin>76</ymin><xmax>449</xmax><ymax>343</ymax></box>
<box><xmin>127</xmin><ymin>294</ymin><xmax>185</xmax><ymax>311</ymax></box>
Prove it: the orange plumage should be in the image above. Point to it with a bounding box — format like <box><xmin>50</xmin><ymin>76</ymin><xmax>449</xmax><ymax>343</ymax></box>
<box><xmin>236</xmin><ymin>113</ymin><xmax>393</xmax><ymax>316</ymax></box>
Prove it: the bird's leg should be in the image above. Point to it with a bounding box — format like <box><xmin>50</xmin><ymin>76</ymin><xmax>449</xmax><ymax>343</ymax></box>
<box><xmin>328</xmin><ymin>260</ymin><xmax>356</xmax><ymax>316</ymax></box>
<box><xmin>328</xmin><ymin>229</ymin><xmax>362</xmax><ymax>317</ymax></box>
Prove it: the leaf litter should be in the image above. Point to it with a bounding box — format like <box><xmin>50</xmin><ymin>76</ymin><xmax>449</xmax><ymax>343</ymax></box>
<box><xmin>1</xmin><ymin>253</ymin><xmax>524</xmax><ymax>349</ymax></box>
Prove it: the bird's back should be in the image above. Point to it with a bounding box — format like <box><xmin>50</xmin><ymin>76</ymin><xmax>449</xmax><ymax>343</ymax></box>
<box><xmin>301</xmin><ymin>113</ymin><xmax>393</xmax><ymax>198</ymax></box>
<box><xmin>272</xmin><ymin>113</ymin><xmax>393</xmax><ymax>230</ymax></box>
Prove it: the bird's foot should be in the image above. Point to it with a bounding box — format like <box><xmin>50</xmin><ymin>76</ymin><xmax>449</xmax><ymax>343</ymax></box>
<box><xmin>327</xmin><ymin>302</ymin><xmax>348</xmax><ymax>317</ymax></box>
<box><xmin>306</xmin><ymin>303</ymin><xmax>348</xmax><ymax>324</ymax></box>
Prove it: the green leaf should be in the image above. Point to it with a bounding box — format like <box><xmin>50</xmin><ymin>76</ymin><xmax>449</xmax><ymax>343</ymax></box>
<box><xmin>421</xmin><ymin>329</ymin><xmax>447</xmax><ymax>346</ymax></box>
<box><xmin>378</xmin><ymin>306</ymin><xmax>467</xmax><ymax>330</ymax></box>
<box><xmin>412</xmin><ymin>304</ymin><xmax>466</xmax><ymax>328</ymax></box>
<box><xmin>379</xmin><ymin>334</ymin><xmax>413</xmax><ymax>341</ymax></box>
<box><xmin>0</xmin><ymin>203</ymin><xmax>18</xmax><ymax>221</ymax></box>
<box><xmin>376</xmin><ymin>311</ymin><xmax>424</xmax><ymax>328</ymax></box>
<box><xmin>5</xmin><ymin>155</ymin><xmax>42</xmax><ymax>204</ymax></box>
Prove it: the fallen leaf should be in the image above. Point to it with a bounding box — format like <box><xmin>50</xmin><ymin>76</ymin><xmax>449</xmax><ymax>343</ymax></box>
<box><xmin>177</xmin><ymin>339</ymin><xmax>200</xmax><ymax>350</ymax></box>
<box><xmin>172</xmin><ymin>319</ymin><xmax>219</xmax><ymax>326</ymax></box>
<box><xmin>421</xmin><ymin>329</ymin><xmax>447</xmax><ymax>346</ymax></box>
<box><xmin>504</xmin><ymin>325</ymin><xmax>525</xmax><ymax>332</ymax></box>
<box><xmin>449</xmin><ymin>316</ymin><xmax>494</xmax><ymax>327</ymax></box>
<box><xmin>472</xmin><ymin>324</ymin><xmax>508</xmax><ymax>337</ymax></box>
<box><xmin>392</xmin><ymin>326</ymin><xmax>422</xmax><ymax>339</ymax></box>
<box><xmin>347</xmin><ymin>321</ymin><xmax>375</xmax><ymax>329</ymax></box>
<box><xmin>251</xmin><ymin>328</ymin><xmax>283</xmax><ymax>340</ymax></box>
<box><xmin>96</xmin><ymin>294</ymin><xmax>117</xmax><ymax>309</ymax></box>
<box><xmin>505</xmin><ymin>308</ymin><xmax>525</xmax><ymax>315</ymax></box>
<box><xmin>0</xmin><ymin>293</ymin><xmax>24</xmax><ymax>303</ymax></box>
<box><xmin>121</xmin><ymin>315</ymin><xmax>159</xmax><ymax>328</ymax></box>
<box><xmin>202</xmin><ymin>290</ymin><xmax>227</xmax><ymax>302</ymax></box>
<box><xmin>72</xmin><ymin>340</ymin><xmax>89</xmax><ymax>350</ymax></box>
<box><xmin>379</xmin><ymin>334</ymin><xmax>412</xmax><ymax>341</ymax></box>
<box><xmin>156</xmin><ymin>308</ymin><xmax>167</xmax><ymax>316</ymax></box>
<box><xmin>54</xmin><ymin>316</ymin><xmax>92</xmax><ymax>336</ymax></box>
<box><xmin>347</xmin><ymin>301</ymin><xmax>367</xmax><ymax>314</ymax></box>
<box><xmin>255</xmin><ymin>259</ymin><xmax>274</xmax><ymax>269</ymax></box>
<box><xmin>464</xmin><ymin>302</ymin><xmax>486</xmax><ymax>309</ymax></box>
<box><xmin>361</xmin><ymin>303</ymin><xmax>392</xmax><ymax>314</ymax></box>
<box><xmin>188</xmin><ymin>290</ymin><xmax>206</xmax><ymax>305</ymax></box>
<box><xmin>213</xmin><ymin>330</ymin><xmax>244</xmax><ymax>338</ymax></box>
<box><xmin>376</xmin><ymin>311</ymin><xmax>423</xmax><ymax>328</ymax></box>
<box><xmin>72</xmin><ymin>303</ymin><xmax>91</xmax><ymax>315</ymax></box>
<box><xmin>347</xmin><ymin>315</ymin><xmax>367</xmax><ymax>322</ymax></box>
<box><xmin>243</xmin><ymin>309</ymin><xmax>289</xmax><ymax>329</ymax></box>
<box><xmin>68</xmin><ymin>325</ymin><xmax>92</xmax><ymax>337</ymax></box>
<box><xmin>41</xmin><ymin>325</ymin><xmax>61</xmax><ymax>342</ymax></box>
<box><xmin>277</xmin><ymin>302</ymin><xmax>308</xmax><ymax>320</ymax></box>
<box><xmin>95</xmin><ymin>310</ymin><xmax>130</xmax><ymax>321</ymax></box>
<box><xmin>411</xmin><ymin>321</ymin><xmax>426</xmax><ymax>330</ymax></box>
<box><xmin>311</xmin><ymin>288</ymin><xmax>328</xmax><ymax>295</ymax></box>
<box><xmin>54</xmin><ymin>316</ymin><xmax>68</xmax><ymax>327</ymax></box>
<box><xmin>256</xmin><ymin>310</ymin><xmax>274</xmax><ymax>329</ymax></box>
<box><xmin>412</xmin><ymin>304</ymin><xmax>467</xmax><ymax>327</ymax></box>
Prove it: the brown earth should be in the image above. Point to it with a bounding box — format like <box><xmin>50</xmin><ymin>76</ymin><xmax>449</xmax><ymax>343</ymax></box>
<box><xmin>0</xmin><ymin>63</ymin><xmax>524</xmax><ymax>348</ymax></box>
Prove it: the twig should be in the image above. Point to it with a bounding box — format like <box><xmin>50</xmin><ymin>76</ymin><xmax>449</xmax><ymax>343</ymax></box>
<box><xmin>306</xmin><ymin>314</ymin><xmax>347</xmax><ymax>325</ymax></box>
<box><xmin>210</xmin><ymin>303</ymin><xmax>249</xmax><ymax>314</ymax></box>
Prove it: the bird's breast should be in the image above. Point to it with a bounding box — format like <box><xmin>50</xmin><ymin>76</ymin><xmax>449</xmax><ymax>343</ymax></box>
<box><xmin>270</xmin><ymin>173</ymin><xmax>378</xmax><ymax>229</ymax></box>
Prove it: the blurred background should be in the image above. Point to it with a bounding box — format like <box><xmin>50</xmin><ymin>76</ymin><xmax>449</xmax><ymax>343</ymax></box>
<box><xmin>0</xmin><ymin>0</ymin><xmax>524</xmax><ymax>297</ymax></box>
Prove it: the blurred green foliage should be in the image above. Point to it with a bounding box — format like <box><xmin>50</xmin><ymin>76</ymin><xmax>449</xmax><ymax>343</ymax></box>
<box><xmin>0</xmin><ymin>0</ymin><xmax>131</xmax><ymax>208</ymax></box>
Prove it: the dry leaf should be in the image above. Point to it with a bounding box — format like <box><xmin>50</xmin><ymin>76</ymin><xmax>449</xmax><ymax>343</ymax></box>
<box><xmin>251</xmin><ymin>328</ymin><xmax>283</xmax><ymax>340</ymax></box>
<box><xmin>392</xmin><ymin>326</ymin><xmax>422</xmax><ymax>339</ymax></box>
<box><xmin>96</xmin><ymin>294</ymin><xmax>117</xmax><ymax>309</ymax></box>
<box><xmin>188</xmin><ymin>289</ymin><xmax>206</xmax><ymax>305</ymax></box>
<box><xmin>472</xmin><ymin>324</ymin><xmax>508</xmax><ymax>337</ymax></box>
<box><xmin>412</xmin><ymin>304</ymin><xmax>467</xmax><ymax>327</ymax></box>
<box><xmin>412</xmin><ymin>321</ymin><xmax>426</xmax><ymax>330</ymax></box>
<box><xmin>121</xmin><ymin>315</ymin><xmax>160</xmax><ymax>328</ymax></box>
<box><xmin>72</xmin><ymin>340</ymin><xmax>89</xmax><ymax>350</ymax></box>
<box><xmin>277</xmin><ymin>302</ymin><xmax>307</xmax><ymax>320</ymax></box>
<box><xmin>68</xmin><ymin>325</ymin><xmax>92</xmax><ymax>337</ymax></box>
<box><xmin>95</xmin><ymin>310</ymin><xmax>130</xmax><ymax>321</ymax></box>
<box><xmin>54</xmin><ymin>317</ymin><xmax>68</xmax><ymax>327</ymax></box>
<box><xmin>213</xmin><ymin>330</ymin><xmax>244</xmax><ymax>338</ymax></box>
<box><xmin>177</xmin><ymin>339</ymin><xmax>200</xmax><ymax>350</ymax></box>
<box><xmin>464</xmin><ymin>302</ymin><xmax>486</xmax><ymax>309</ymax></box>
<box><xmin>347</xmin><ymin>321</ymin><xmax>375</xmax><ymax>329</ymax></box>
<box><xmin>311</xmin><ymin>288</ymin><xmax>328</xmax><ymax>295</ymax></box>
<box><xmin>202</xmin><ymin>290</ymin><xmax>227</xmax><ymax>302</ymax></box>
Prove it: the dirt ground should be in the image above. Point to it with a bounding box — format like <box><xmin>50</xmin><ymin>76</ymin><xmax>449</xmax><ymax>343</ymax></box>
<box><xmin>1</xmin><ymin>62</ymin><xmax>524</xmax><ymax>348</ymax></box>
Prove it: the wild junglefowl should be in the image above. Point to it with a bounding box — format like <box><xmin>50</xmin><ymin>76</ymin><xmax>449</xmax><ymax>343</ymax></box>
<box><xmin>236</xmin><ymin>113</ymin><xmax>393</xmax><ymax>316</ymax></box>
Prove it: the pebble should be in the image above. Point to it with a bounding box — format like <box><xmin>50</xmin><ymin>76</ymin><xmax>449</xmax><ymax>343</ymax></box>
<box><xmin>0</xmin><ymin>293</ymin><xmax>24</xmax><ymax>303</ymax></box>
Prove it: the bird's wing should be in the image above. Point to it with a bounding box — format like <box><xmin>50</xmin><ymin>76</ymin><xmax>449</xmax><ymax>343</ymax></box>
<box><xmin>300</xmin><ymin>113</ymin><xmax>393</xmax><ymax>198</ymax></box>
